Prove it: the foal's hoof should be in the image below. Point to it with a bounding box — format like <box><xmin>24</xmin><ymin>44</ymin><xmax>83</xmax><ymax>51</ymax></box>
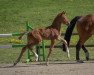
<box><xmin>13</xmin><ymin>62</ymin><xmax>17</xmax><ymax>67</ymax></box>
<box><xmin>77</xmin><ymin>60</ymin><xmax>84</xmax><ymax>63</ymax></box>
<box><xmin>46</xmin><ymin>62</ymin><xmax>49</xmax><ymax>66</ymax></box>
<box><xmin>13</xmin><ymin>63</ymin><xmax>16</xmax><ymax>67</ymax></box>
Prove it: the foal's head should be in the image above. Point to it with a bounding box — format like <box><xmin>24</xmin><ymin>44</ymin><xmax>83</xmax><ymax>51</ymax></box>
<box><xmin>58</xmin><ymin>11</ymin><xmax>70</xmax><ymax>25</ymax></box>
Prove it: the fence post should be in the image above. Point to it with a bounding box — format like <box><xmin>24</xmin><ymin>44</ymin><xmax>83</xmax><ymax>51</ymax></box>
<box><xmin>42</xmin><ymin>40</ymin><xmax>46</xmax><ymax>61</ymax></box>
<box><xmin>36</xmin><ymin>44</ymin><xmax>40</xmax><ymax>61</ymax></box>
<box><xmin>26</xmin><ymin>21</ymin><xmax>31</xmax><ymax>63</ymax></box>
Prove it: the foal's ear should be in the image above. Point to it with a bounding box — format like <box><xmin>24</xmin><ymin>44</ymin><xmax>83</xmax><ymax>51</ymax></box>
<box><xmin>62</xmin><ymin>11</ymin><xmax>66</xmax><ymax>14</ymax></box>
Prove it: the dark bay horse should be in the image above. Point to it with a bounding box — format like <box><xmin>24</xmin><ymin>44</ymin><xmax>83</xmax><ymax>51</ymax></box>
<box><xmin>62</xmin><ymin>14</ymin><xmax>94</xmax><ymax>63</ymax></box>
<box><xmin>13</xmin><ymin>11</ymin><xmax>70</xmax><ymax>66</ymax></box>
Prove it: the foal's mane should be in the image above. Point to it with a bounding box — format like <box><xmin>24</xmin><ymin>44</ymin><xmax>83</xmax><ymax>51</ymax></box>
<box><xmin>46</xmin><ymin>12</ymin><xmax>66</xmax><ymax>31</ymax></box>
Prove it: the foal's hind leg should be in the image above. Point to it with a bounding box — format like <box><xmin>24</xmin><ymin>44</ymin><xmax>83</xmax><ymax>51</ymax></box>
<box><xmin>28</xmin><ymin>45</ymin><xmax>38</xmax><ymax>61</ymax></box>
<box><xmin>82</xmin><ymin>45</ymin><xmax>89</xmax><ymax>61</ymax></box>
<box><xmin>13</xmin><ymin>45</ymin><xmax>27</xmax><ymax>66</ymax></box>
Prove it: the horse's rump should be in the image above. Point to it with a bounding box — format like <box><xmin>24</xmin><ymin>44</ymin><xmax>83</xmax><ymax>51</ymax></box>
<box><xmin>77</xmin><ymin>14</ymin><xmax>94</xmax><ymax>32</ymax></box>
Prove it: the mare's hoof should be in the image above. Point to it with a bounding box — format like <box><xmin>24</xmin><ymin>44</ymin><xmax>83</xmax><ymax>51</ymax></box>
<box><xmin>77</xmin><ymin>60</ymin><xmax>84</xmax><ymax>63</ymax></box>
<box><xmin>86</xmin><ymin>57</ymin><xmax>89</xmax><ymax>61</ymax></box>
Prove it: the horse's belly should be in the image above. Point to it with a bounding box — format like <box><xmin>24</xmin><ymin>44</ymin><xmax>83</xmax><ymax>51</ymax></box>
<box><xmin>43</xmin><ymin>34</ymin><xmax>58</xmax><ymax>40</ymax></box>
<box><xmin>91</xmin><ymin>30</ymin><xmax>94</xmax><ymax>34</ymax></box>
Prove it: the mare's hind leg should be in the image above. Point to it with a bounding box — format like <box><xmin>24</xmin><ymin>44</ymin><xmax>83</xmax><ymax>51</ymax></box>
<box><xmin>76</xmin><ymin>34</ymin><xmax>91</xmax><ymax>63</ymax></box>
<box><xmin>76</xmin><ymin>42</ymin><xmax>89</xmax><ymax>63</ymax></box>
<box><xmin>13</xmin><ymin>45</ymin><xmax>28</xmax><ymax>66</ymax></box>
<box><xmin>82</xmin><ymin>45</ymin><xmax>89</xmax><ymax>61</ymax></box>
<box><xmin>76</xmin><ymin>41</ymin><xmax>83</xmax><ymax>63</ymax></box>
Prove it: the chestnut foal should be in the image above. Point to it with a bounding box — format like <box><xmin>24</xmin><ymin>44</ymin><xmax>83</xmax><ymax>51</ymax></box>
<box><xmin>13</xmin><ymin>11</ymin><xmax>70</xmax><ymax>66</ymax></box>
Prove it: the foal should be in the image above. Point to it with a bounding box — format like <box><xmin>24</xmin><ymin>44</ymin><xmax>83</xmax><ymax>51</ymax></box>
<box><xmin>13</xmin><ymin>11</ymin><xmax>70</xmax><ymax>66</ymax></box>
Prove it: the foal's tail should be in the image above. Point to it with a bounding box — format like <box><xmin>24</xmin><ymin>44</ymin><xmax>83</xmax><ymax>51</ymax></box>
<box><xmin>62</xmin><ymin>16</ymin><xmax>81</xmax><ymax>52</ymax></box>
<box><xmin>18</xmin><ymin>31</ymin><xmax>29</xmax><ymax>40</ymax></box>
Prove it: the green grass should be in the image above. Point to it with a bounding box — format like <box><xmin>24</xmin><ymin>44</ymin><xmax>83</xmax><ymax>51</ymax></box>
<box><xmin>0</xmin><ymin>0</ymin><xmax>94</xmax><ymax>63</ymax></box>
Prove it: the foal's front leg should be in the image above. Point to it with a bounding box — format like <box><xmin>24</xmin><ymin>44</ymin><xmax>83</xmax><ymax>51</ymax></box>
<box><xmin>58</xmin><ymin>36</ymin><xmax>70</xmax><ymax>59</ymax></box>
<box><xmin>46</xmin><ymin>39</ymin><xmax>55</xmax><ymax>65</ymax></box>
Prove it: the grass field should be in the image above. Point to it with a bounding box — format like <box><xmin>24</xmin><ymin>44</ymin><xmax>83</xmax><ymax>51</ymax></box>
<box><xmin>0</xmin><ymin>0</ymin><xmax>94</xmax><ymax>64</ymax></box>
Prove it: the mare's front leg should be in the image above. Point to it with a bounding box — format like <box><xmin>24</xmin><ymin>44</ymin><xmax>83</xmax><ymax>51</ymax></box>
<box><xmin>46</xmin><ymin>39</ymin><xmax>55</xmax><ymax>66</ymax></box>
<box><xmin>58</xmin><ymin>36</ymin><xmax>70</xmax><ymax>59</ymax></box>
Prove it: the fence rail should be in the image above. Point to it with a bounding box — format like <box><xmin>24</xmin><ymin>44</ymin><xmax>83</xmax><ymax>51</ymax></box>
<box><xmin>61</xmin><ymin>33</ymin><xmax>78</xmax><ymax>35</ymax></box>
<box><xmin>38</xmin><ymin>45</ymin><xmax>94</xmax><ymax>48</ymax></box>
<box><xmin>0</xmin><ymin>32</ymin><xmax>94</xmax><ymax>48</ymax></box>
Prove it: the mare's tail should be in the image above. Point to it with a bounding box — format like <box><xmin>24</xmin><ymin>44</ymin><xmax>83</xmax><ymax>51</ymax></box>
<box><xmin>62</xmin><ymin>16</ymin><xmax>81</xmax><ymax>52</ymax></box>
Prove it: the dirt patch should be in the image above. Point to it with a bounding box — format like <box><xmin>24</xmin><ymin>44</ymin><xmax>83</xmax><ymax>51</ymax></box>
<box><xmin>0</xmin><ymin>61</ymin><xmax>94</xmax><ymax>75</ymax></box>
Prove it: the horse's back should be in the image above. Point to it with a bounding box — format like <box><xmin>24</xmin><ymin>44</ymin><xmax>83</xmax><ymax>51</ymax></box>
<box><xmin>39</xmin><ymin>28</ymin><xmax>59</xmax><ymax>40</ymax></box>
<box><xmin>28</xmin><ymin>28</ymin><xmax>60</xmax><ymax>41</ymax></box>
<box><xmin>77</xmin><ymin>14</ymin><xmax>94</xmax><ymax>30</ymax></box>
<box><xmin>76</xmin><ymin>14</ymin><xmax>94</xmax><ymax>38</ymax></box>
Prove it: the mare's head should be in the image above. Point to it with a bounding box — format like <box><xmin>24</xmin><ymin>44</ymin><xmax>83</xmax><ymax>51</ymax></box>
<box><xmin>57</xmin><ymin>11</ymin><xmax>70</xmax><ymax>25</ymax></box>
